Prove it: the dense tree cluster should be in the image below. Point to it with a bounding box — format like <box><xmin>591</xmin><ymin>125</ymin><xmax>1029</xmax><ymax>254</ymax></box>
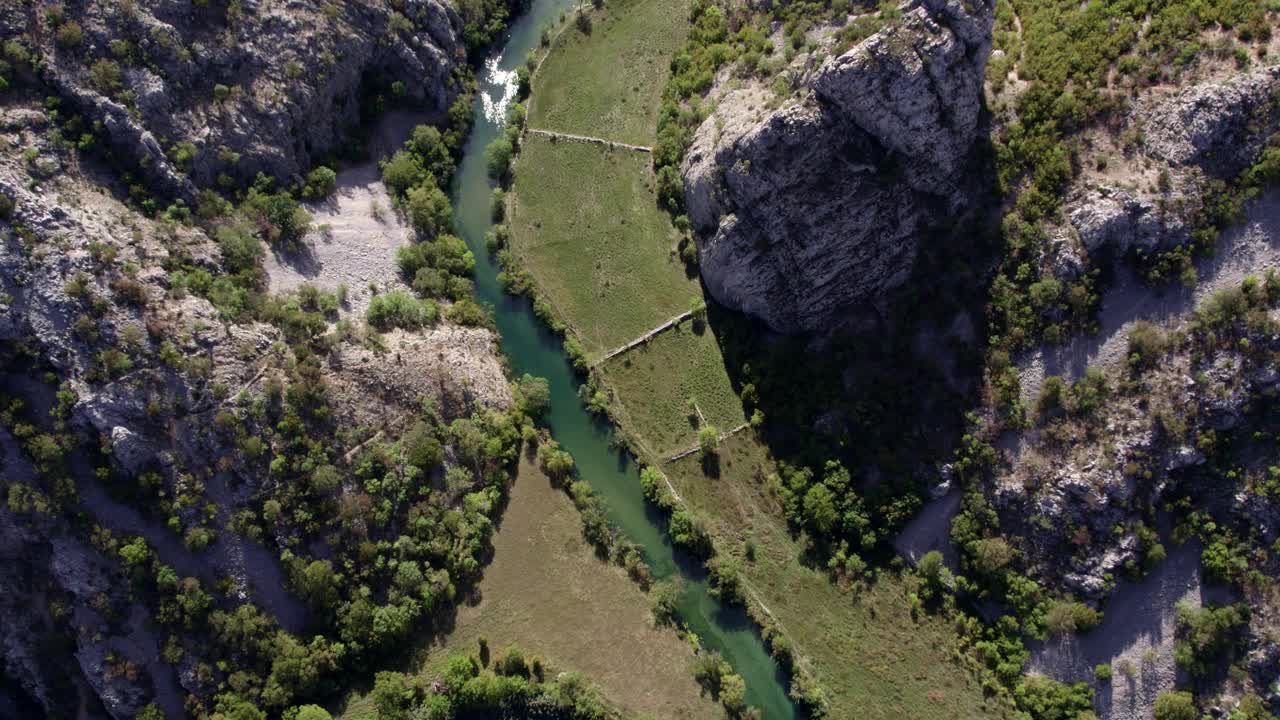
<box><xmin>367</xmin><ymin>648</ymin><xmax>612</xmax><ymax>720</ymax></box>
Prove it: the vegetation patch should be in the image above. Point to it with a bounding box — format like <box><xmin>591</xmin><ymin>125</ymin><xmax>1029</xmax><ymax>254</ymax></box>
<box><xmin>528</xmin><ymin>0</ymin><xmax>692</xmax><ymax>146</ymax></box>
<box><xmin>507</xmin><ymin>135</ymin><xmax>699</xmax><ymax>358</ymax></box>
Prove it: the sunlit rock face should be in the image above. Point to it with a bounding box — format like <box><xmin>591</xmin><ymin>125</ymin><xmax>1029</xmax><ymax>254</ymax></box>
<box><xmin>682</xmin><ymin>0</ymin><xmax>995</xmax><ymax>333</ymax></box>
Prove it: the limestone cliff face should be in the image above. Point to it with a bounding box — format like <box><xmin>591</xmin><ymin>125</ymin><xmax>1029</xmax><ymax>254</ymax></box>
<box><xmin>0</xmin><ymin>0</ymin><xmax>465</xmax><ymax>199</ymax></box>
<box><xmin>682</xmin><ymin>0</ymin><xmax>995</xmax><ymax>333</ymax></box>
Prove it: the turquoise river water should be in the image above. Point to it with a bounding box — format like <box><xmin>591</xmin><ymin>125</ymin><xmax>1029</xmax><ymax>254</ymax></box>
<box><xmin>447</xmin><ymin>1</ymin><xmax>800</xmax><ymax>717</ymax></box>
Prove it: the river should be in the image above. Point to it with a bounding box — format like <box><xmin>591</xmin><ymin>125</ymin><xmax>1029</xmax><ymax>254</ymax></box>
<box><xmin>448</xmin><ymin>1</ymin><xmax>800</xmax><ymax>717</ymax></box>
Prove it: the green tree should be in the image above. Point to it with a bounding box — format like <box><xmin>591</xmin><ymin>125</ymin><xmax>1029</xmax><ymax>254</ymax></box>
<box><xmin>381</xmin><ymin>151</ymin><xmax>425</xmax><ymax>197</ymax></box>
<box><xmin>406</xmin><ymin>182</ymin><xmax>452</xmax><ymax>238</ymax></box>
<box><xmin>303</xmin><ymin>167</ymin><xmax>337</xmax><ymax>199</ymax></box>
<box><xmin>1013</xmin><ymin>675</ymin><xmax>1093</xmax><ymax>720</ymax></box>
<box><xmin>371</xmin><ymin>671</ymin><xmax>416</xmax><ymax>720</ymax></box>
<box><xmin>409</xmin><ymin>124</ymin><xmax>454</xmax><ymax>179</ymax></box>
<box><xmin>294</xmin><ymin>705</ymin><xmax>333</xmax><ymax>720</ymax></box>
<box><xmin>405</xmin><ymin>421</ymin><xmax>444</xmax><ymax>470</ymax></box>
<box><xmin>310</xmin><ymin>464</ymin><xmax>341</xmax><ymax>494</ymax></box>
<box><xmin>1045</xmin><ymin>600</ymin><xmax>1101</xmax><ymax>636</ymax></box>
<box><xmin>698</xmin><ymin>424</ymin><xmax>719</xmax><ymax>457</ymax></box>
<box><xmin>802</xmin><ymin>483</ymin><xmax>838</xmax><ymax>535</ymax></box>
<box><xmin>1153</xmin><ymin>691</ymin><xmax>1197</xmax><ymax>720</ymax></box>
<box><xmin>293</xmin><ymin>559</ymin><xmax>339</xmax><ymax>613</ymax></box>
<box><xmin>517</xmin><ymin>374</ymin><xmax>551</xmax><ymax>419</ymax></box>
<box><xmin>484</xmin><ymin>136</ymin><xmax>513</xmax><ymax>179</ymax></box>
<box><xmin>214</xmin><ymin>694</ymin><xmax>267</xmax><ymax>720</ymax></box>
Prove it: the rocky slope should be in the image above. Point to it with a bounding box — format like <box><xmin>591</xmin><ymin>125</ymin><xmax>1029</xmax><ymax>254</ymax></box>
<box><xmin>1049</xmin><ymin>65</ymin><xmax>1280</xmax><ymax>282</ymax></box>
<box><xmin>681</xmin><ymin>0</ymin><xmax>995</xmax><ymax>333</ymax></box>
<box><xmin>0</xmin><ymin>0</ymin><xmax>465</xmax><ymax>199</ymax></box>
<box><xmin>963</xmin><ymin>63</ymin><xmax>1280</xmax><ymax>720</ymax></box>
<box><xmin>0</xmin><ymin>97</ymin><xmax>510</xmax><ymax>716</ymax></box>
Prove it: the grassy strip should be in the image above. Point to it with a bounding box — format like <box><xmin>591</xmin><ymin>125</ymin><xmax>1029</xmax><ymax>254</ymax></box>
<box><xmin>527</xmin><ymin>0</ymin><xmax>691</xmax><ymax>146</ymax></box>
<box><xmin>506</xmin><ymin>135</ymin><xmax>698</xmax><ymax>358</ymax></box>
<box><xmin>651</xmin><ymin>433</ymin><xmax>1015</xmax><ymax>720</ymax></box>
<box><xmin>597</xmin><ymin>318</ymin><xmax>747</xmax><ymax>459</ymax></box>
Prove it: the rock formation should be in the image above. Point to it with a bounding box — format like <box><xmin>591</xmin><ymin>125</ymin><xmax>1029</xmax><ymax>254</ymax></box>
<box><xmin>0</xmin><ymin>0</ymin><xmax>466</xmax><ymax>199</ymax></box>
<box><xmin>1143</xmin><ymin>65</ymin><xmax>1280</xmax><ymax>179</ymax></box>
<box><xmin>0</xmin><ymin>2</ymin><xmax>513</xmax><ymax>713</ymax></box>
<box><xmin>1049</xmin><ymin>65</ymin><xmax>1280</xmax><ymax>277</ymax></box>
<box><xmin>682</xmin><ymin>0</ymin><xmax>995</xmax><ymax>333</ymax></box>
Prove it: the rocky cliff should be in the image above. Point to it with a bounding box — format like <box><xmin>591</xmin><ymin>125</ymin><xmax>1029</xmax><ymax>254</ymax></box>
<box><xmin>0</xmin><ymin>0</ymin><xmax>465</xmax><ymax>199</ymax></box>
<box><xmin>682</xmin><ymin>0</ymin><xmax>995</xmax><ymax>334</ymax></box>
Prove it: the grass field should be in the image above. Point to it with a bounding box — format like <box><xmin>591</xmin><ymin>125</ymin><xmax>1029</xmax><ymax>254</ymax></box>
<box><xmin>338</xmin><ymin>458</ymin><xmax>719</xmax><ymax>720</ymax></box>
<box><xmin>528</xmin><ymin>0</ymin><xmax>690</xmax><ymax>146</ymax></box>
<box><xmin>663</xmin><ymin>434</ymin><xmax>1011</xmax><ymax>720</ymax></box>
<box><xmin>599</xmin><ymin>319</ymin><xmax>747</xmax><ymax>458</ymax></box>
<box><xmin>508</xmin><ymin>135</ymin><xmax>698</xmax><ymax>357</ymax></box>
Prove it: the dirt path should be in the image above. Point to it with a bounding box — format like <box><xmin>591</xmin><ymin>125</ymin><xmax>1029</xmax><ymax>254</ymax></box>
<box><xmin>525</xmin><ymin>127</ymin><xmax>652</xmax><ymax>153</ymax></box>
<box><xmin>1019</xmin><ymin>190</ymin><xmax>1280</xmax><ymax>406</ymax></box>
<box><xmin>1026</xmin><ymin>541</ymin><xmax>1237</xmax><ymax>720</ymax></box>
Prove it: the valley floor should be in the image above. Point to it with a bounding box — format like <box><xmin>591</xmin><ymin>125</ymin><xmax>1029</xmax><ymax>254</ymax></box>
<box><xmin>338</xmin><ymin>458</ymin><xmax>719</xmax><ymax>720</ymax></box>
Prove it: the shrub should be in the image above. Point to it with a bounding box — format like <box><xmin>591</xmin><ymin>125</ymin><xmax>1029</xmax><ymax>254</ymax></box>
<box><xmin>1153</xmin><ymin>691</ymin><xmax>1197</xmax><ymax>720</ymax></box>
<box><xmin>516</xmin><ymin>374</ymin><xmax>551</xmax><ymax>419</ymax></box>
<box><xmin>1013</xmin><ymin>675</ymin><xmax>1093</xmax><ymax>720</ymax></box>
<box><xmin>89</xmin><ymin>58</ymin><xmax>122</xmax><ymax>94</ymax></box>
<box><xmin>381</xmin><ymin>151</ymin><xmax>425</xmax><ymax>197</ymax></box>
<box><xmin>1127</xmin><ymin>321</ymin><xmax>1168</xmax><ymax>371</ymax></box>
<box><xmin>366</xmin><ymin>290</ymin><xmax>436</xmax><ymax>330</ymax></box>
<box><xmin>1068</xmin><ymin>367</ymin><xmax>1107</xmax><ymax>416</ymax></box>
<box><xmin>1045</xmin><ymin>600</ymin><xmax>1101</xmax><ymax>636</ymax></box>
<box><xmin>1035</xmin><ymin>375</ymin><xmax>1066</xmax><ymax>420</ymax></box>
<box><xmin>246</xmin><ymin>188</ymin><xmax>311</xmax><ymax>245</ymax></box>
<box><xmin>215</xmin><ymin>225</ymin><xmax>263</xmax><ymax>276</ymax></box>
<box><xmin>405</xmin><ymin>181</ymin><xmax>452</xmax><ymax>237</ymax></box>
<box><xmin>294</xmin><ymin>706</ymin><xmax>332</xmax><ymax>720</ymax></box>
<box><xmin>1174</xmin><ymin>602</ymin><xmax>1249</xmax><ymax>678</ymax></box>
<box><xmin>484</xmin><ymin>136</ymin><xmax>514</xmax><ymax>179</ymax></box>
<box><xmin>302</xmin><ymin>167</ymin><xmax>337</xmax><ymax>199</ymax></box>
<box><xmin>408</xmin><ymin>124</ymin><xmax>454</xmax><ymax>180</ymax></box>
<box><xmin>1093</xmin><ymin>663</ymin><xmax>1111</xmax><ymax>682</ymax></box>
<box><xmin>56</xmin><ymin>21</ymin><xmax>83</xmax><ymax>49</ymax></box>
<box><xmin>445</xmin><ymin>298</ymin><xmax>488</xmax><ymax>327</ymax></box>
<box><xmin>971</xmin><ymin>536</ymin><xmax>1015</xmax><ymax>576</ymax></box>
<box><xmin>698</xmin><ymin>424</ymin><xmax>718</xmax><ymax>457</ymax></box>
<box><xmin>649</xmin><ymin>579</ymin><xmax>681</xmax><ymax>625</ymax></box>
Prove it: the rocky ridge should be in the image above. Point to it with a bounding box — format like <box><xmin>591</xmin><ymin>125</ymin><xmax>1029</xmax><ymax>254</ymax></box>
<box><xmin>682</xmin><ymin>0</ymin><xmax>996</xmax><ymax>333</ymax></box>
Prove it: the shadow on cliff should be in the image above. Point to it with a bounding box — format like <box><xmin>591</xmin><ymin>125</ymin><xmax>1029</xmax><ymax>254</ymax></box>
<box><xmin>699</xmin><ymin>133</ymin><xmax>1004</xmax><ymax>556</ymax></box>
